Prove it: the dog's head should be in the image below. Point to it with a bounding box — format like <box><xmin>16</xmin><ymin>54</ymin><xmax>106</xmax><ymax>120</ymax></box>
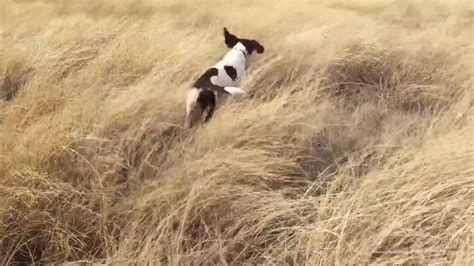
<box><xmin>223</xmin><ymin>27</ymin><xmax>264</xmax><ymax>56</ymax></box>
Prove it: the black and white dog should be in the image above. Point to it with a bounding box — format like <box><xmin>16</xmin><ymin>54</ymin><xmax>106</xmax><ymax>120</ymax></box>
<box><xmin>185</xmin><ymin>27</ymin><xmax>264</xmax><ymax>128</ymax></box>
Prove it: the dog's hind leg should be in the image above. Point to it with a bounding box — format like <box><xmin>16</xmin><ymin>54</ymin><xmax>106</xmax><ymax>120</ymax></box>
<box><xmin>185</xmin><ymin>88</ymin><xmax>203</xmax><ymax>128</ymax></box>
<box><xmin>203</xmin><ymin>102</ymin><xmax>215</xmax><ymax>123</ymax></box>
<box><xmin>185</xmin><ymin>105</ymin><xmax>204</xmax><ymax>128</ymax></box>
<box><xmin>203</xmin><ymin>90</ymin><xmax>217</xmax><ymax>123</ymax></box>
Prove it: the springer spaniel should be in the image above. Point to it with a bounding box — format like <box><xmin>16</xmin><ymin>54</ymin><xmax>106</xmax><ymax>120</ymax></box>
<box><xmin>185</xmin><ymin>27</ymin><xmax>264</xmax><ymax>128</ymax></box>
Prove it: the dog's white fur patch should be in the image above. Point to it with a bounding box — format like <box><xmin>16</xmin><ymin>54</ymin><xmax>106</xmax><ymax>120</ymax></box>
<box><xmin>186</xmin><ymin>87</ymin><xmax>200</xmax><ymax>114</ymax></box>
<box><xmin>210</xmin><ymin>43</ymin><xmax>247</xmax><ymax>87</ymax></box>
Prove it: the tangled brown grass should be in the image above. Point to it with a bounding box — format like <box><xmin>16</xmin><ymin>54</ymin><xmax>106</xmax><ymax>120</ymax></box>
<box><xmin>1</xmin><ymin>0</ymin><xmax>473</xmax><ymax>264</ymax></box>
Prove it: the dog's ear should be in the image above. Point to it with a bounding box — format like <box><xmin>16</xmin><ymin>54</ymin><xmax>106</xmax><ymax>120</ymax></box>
<box><xmin>253</xmin><ymin>40</ymin><xmax>265</xmax><ymax>54</ymax></box>
<box><xmin>241</xmin><ymin>39</ymin><xmax>265</xmax><ymax>55</ymax></box>
<box><xmin>224</xmin><ymin>27</ymin><xmax>239</xmax><ymax>48</ymax></box>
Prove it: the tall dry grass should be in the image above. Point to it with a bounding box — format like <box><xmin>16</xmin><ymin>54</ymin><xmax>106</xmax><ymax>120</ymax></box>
<box><xmin>1</xmin><ymin>0</ymin><xmax>473</xmax><ymax>264</ymax></box>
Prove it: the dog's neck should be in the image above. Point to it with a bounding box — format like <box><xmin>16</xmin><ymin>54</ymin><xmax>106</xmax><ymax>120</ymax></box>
<box><xmin>217</xmin><ymin>42</ymin><xmax>248</xmax><ymax>70</ymax></box>
<box><xmin>232</xmin><ymin>42</ymin><xmax>248</xmax><ymax>58</ymax></box>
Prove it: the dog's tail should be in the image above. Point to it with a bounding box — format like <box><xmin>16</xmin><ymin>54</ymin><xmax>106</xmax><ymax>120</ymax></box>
<box><xmin>224</xmin><ymin>87</ymin><xmax>246</xmax><ymax>95</ymax></box>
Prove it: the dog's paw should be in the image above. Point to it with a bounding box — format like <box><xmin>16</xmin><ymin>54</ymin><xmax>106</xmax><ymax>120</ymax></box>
<box><xmin>224</xmin><ymin>87</ymin><xmax>246</xmax><ymax>95</ymax></box>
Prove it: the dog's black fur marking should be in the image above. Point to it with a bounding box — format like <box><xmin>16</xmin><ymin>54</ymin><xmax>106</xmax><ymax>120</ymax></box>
<box><xmin>203</xmin><ymin>94</ymin><xmax>216</xmax><ymax>122</ymax></box>
<box><xmin>224</xmin><ymin>28</ymin><xmax>239</xmax><ymax>49</ymax></box>
<box><xmin>224</xmin><ymin>65</ymin><xmax>238</xmax><ymax>81</ymax></box>
<box><xmin>193</xmin><ymin>67</ymin><xmax>228</xmax><ymax>94</ymax></box>
<box><xmin>196</xmin><ymin>88</ymin><xmax>216</xmax><ymax>119</ymax></box>
<box><xmin>192</xmin><ymin>67</ymin><xmax>230</xmax><ymax>123</ymax></box>
<box><xmin>224</xmin><ymin>27</ymin><xmax>265</xmax><ymax>55</ymax></box>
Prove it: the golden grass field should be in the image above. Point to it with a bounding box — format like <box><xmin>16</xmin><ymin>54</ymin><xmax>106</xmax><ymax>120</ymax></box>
<box><xmin>1</xmin><ymin>0</ymin><xmax>473</xmax><ymax>264</ymax></box>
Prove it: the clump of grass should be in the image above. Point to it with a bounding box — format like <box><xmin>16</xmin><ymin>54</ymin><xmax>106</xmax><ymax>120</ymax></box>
<box><xmin>0</xmin><ymin>57</ymin><xmax>33</xmax><ymax>101</ymax></box>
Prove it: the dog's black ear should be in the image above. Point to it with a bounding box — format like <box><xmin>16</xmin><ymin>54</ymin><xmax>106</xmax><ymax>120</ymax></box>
<box><xmin>253</xmin><ymin>40</ymin><xmax>265</xmax><ymax>54</ymax></box>
<box><xmin>224</xmin><ymin>27</ymin><xmax>239</xmax><ymax>48</ymax></box>
<box><xmin>241</xmin><ymin>39</ymin><xmax>265</xmax><ymax>55</ymax></box>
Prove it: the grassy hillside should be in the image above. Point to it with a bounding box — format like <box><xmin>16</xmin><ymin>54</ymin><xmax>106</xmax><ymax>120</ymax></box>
<box><xmin>1</xmin><ymin>0</ymin><xmax>473</xmax><ymax>264</ymax></box>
